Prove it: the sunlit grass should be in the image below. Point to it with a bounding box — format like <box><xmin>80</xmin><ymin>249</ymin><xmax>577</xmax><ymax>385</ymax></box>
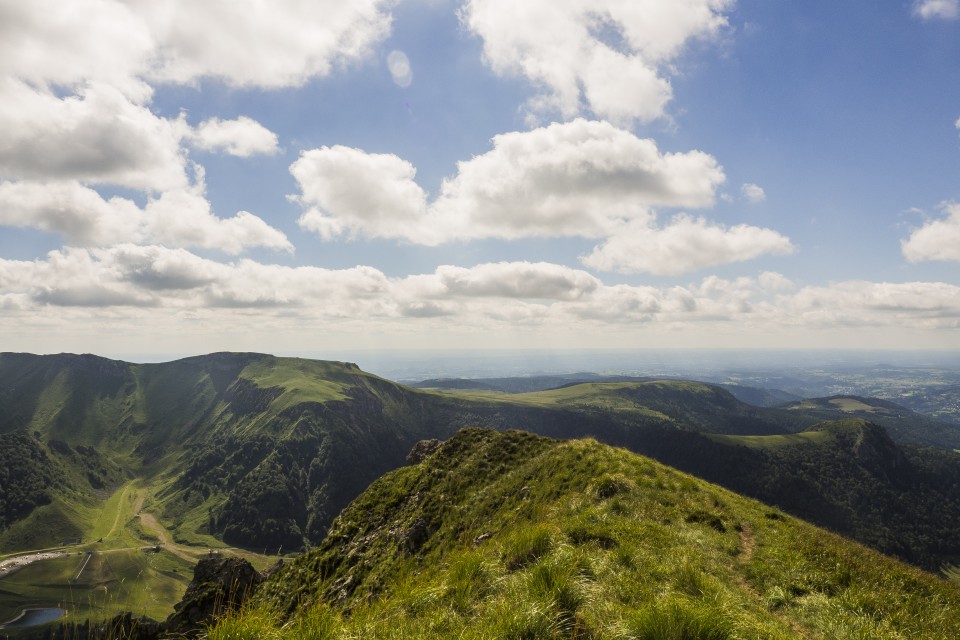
<box><xmin>210</xmin><ymin>430</ymin><xmax>960</xmax><ymax>639</ymax></box>
<box><xmin>707</xmin><ymin>430</ymin><xmax>834</xmax><ymax>450</ymax></box>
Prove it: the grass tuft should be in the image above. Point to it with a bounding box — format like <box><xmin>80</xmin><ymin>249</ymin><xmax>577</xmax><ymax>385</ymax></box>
<box><xmin>629</xmin><ymin>595</ymin><xmax>733</xmax><ymax>640</ymax></box>
<box><xmin>503</xmin><ymin>526</ymin><xmax>553</xmax><ymax>571</ymax></box>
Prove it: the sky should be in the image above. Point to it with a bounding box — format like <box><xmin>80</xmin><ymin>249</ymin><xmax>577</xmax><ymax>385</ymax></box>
<box><xmin>1</xmin><ymin>0</ymin><xmax>960</xmax><ymax>359</ymax></box>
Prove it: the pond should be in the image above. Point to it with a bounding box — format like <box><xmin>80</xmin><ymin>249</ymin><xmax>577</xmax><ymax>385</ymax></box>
<box><xmin>0</xmin><ymin>607</ymin><xmax>66</xmax><ymax>628</ymax></box>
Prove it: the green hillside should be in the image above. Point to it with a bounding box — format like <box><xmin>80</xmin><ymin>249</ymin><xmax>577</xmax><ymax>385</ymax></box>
<box><xmin>215</xmin><ymin>429</ymin><xmax>960</xmax><ymax>639</ymax></box>
<box><xmin>2</xmin><ymin>352</ymin><xmax>959</xmax><ymax>580</ymax></box>
<box><xmin>0</xmin><ymin>352</ymin><xmax>442</xmax><ymax>553</ymax></box>
<box><xmin>1</xmin><ymin>354</ymin><xmax>814</xmax><ymax>555</ymax></box>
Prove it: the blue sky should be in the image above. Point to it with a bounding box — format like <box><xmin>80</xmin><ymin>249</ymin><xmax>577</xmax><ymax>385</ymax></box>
<box><xmin>1</xmin><ymin>0</ymin><xmax>959</xmax><ymax>357</ymax></box>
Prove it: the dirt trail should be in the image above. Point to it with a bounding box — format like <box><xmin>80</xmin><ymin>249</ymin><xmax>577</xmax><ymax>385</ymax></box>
<box><xmin>738</xmin><ymin>524</ymin><xmax>756</xmax><ymax>563</ymax></box>
<box><xmin>131</xmin><ymin>490</ymin><xmax>145</xmax><ymax>515</ymax></box>
<box><xmin>138</xmin><ymin>512</ymin><xmax>199</xmax><ymax>564</ymax></box>
<box><xmin>731</xmin><ymin>524</ymin><xmax>812</xmax><ymax>639</ymax></box>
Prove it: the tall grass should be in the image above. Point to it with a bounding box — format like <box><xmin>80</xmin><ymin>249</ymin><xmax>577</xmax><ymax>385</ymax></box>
<box><xmin>205</xmin><ymin>434</ymin><xmax>960</xmax><ymax>640</ymax></box>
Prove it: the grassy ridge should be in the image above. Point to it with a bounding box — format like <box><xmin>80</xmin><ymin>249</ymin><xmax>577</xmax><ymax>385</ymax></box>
<box><xmin>436</xmin><ymin>379</ymin><xmax>815</xmax><ymax>435</ymax></box>
<box><xmin>707</xmin><ymin>430</ymin><xmax>834</xmax><ymax>450</ymax></box>
<box><xmin>216</xmin><ymin>429</ymin><xmax>960</xmax><ymax>639</ymax></box>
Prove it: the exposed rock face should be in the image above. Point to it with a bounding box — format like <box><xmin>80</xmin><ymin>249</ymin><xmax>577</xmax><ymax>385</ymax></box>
<box><xmin>406</xmin><ymin>438</ymin><xmax>443</xmax><ymax>464</ymax></box>
<box><xmin>163</xmin><ymin>558</ymin><xmax>264</xmax><ymax>636</ymax></box>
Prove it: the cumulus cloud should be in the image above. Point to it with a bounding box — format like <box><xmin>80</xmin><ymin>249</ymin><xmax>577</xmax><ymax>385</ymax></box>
<box><xmin>0</xmin><ymin>0</ymin><xmax>396</xmax><ymax>249</ymax></box>
<box><xmin>293</xmin><ymin>119</ymin><xmax>725</xmax><ymax>245</ymax></box>
<box><xmin>0</xmin><ymin>180</ymin><xmax>141</xmax><ymax>245</ymax></box>
<box><xmin>581</xmin><ymin>215</ymin><xmax>795</xmax><ymax>275</ymax></box>
<box><xmin>2</xmin><ymin>0</ymin><xmax>394</xmax><ymax>92</ymax></box>
<box><xmin>901</xmin><ymin>203</ymin><xmax>960</xmax><ymax>262</ymax></box>
<box><xmin>142</xmin><ymin>186</ymin><xmax>293</xmax><ymax>254</ymax></box>
<box><xmin>137</xmin><ymin>0</ymin><xmax>393</xmax><ymax>88</ymax></box>
<box><xmin>461</xmin><ymin>0</ymin><xmax>732</xmax><ymax>123</ymax></box>
<box><xmin>0</xmin><ymin>80</ymin><xmax>189</xmax><ymax>191</ymax></box>
<box><xmin>189</xmin><ymin>117</ymin><xmax>280</xmax><ymax>157</ymax></box>
<box><xmin>0</xmin><ymin>1</ymin><xmax>396</xmax><ymax>172</ymax></box>
<box><xmin>293</xmin><ymin>145</ymin><xmax>430</xmax><ymax>242</ymax></box>
<box><xmin>403</xmin><ymin>262</ymin><xmax>601</xmax><ymax>300</ymax></box>
<box><xmin>0</xmin><ymin>179</ymin><xmax>292</xmax><ymax>254</ymax></box>
<box><xmin>913</xmin><ymin>0</ymin><xmax>959</xmax><ymax>20</ymax></box>
<box><xmin>0</xmin><ymin>0</ymin><xmax>154</xmax><ymax>100</ymax></box>
<box><xmin>5</xmin><ymin>248</ymin><xmax>957</xmax><ymax>344</ymax></box>
<box><xmin>780</xmin><ymin>281</ymin><xmax>960</xmax><ymax>329</ymax></box>
<box><xmin>0</xmin><ymin>245</ymin><xmax>389</xmax><ymax>311</ymax></box>
<box><xmin>740</xmin><ymin>183</ymin><xmax>766</xmax><ymax>203</ymax></box>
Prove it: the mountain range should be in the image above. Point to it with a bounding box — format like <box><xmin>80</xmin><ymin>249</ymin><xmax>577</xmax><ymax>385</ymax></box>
<box><xmin>1</xmin><ymin>351</ymin><xmax>959</xmax><ymax>583</ymax></box>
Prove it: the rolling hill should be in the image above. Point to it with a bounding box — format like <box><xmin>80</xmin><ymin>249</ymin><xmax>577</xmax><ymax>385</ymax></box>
<box><xmin>780</xmin><ymin>394</ymin><xmax>960</xmax><ymax>449</ymax></box>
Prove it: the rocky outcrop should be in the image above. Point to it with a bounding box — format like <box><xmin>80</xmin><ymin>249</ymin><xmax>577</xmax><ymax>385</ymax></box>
<box><xmin>406</xmin><ymin>438</ymin><xmax>443</xmax><ymax>464</ymax></box>
<box><xmin>163</xmin><ymin>558</ymin><xmax>264</xmax><ymax>637</ymax></box>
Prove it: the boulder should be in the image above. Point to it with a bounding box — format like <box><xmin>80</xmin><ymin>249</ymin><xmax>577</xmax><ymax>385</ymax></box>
<box><xmin>163</xmin><ymin>558</ymin><xmax>263</xmax><ymax>636</ymax></box>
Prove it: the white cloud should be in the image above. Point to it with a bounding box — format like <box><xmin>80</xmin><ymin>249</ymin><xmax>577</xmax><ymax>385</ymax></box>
<box><xmin>403</xmin><ymin>262</ymin><xmax>601</xmax><ymax>300</ymax></box>
<box><xmin>0</xmin><ymin>179</ymin><xmax>292</xmax><ymax>254</ymax></box>
<box><xmin>136</xmin><ymin>0</ymin><xmax>393</xmax><ymax>88</ymax></box>
<box><xmin>292</xmin><ymin>145</ymin><xmax>430</xmax><ymax>242</ymax></box>
<box><xmin>901</xmin><ymin>203</ymin><xmax>960</xmax><ymax>262</ymax></box>
<box><xmin>0</xmin><ymin>245</ymin><xmax>389</xmax><ymax>310</ymax></box>
<box><xmin>0</xmin><ymin>180</ymin><xmax>141</xmax><ymax>245</ymax></box>
<box><xmin>740</xmin><ymin>183</ymin><xmax>766</xmax><ymax>203</ymax></box>
<box><xmin>189</xmin><ymin>117</ymin><xmax>280</xmax><ymax>158</ymax></box>
<box><xmin>293</xmin><ymin>119</ymin><xmax>725</xmax><ymax>245</ymax></box>
<box><xmin>0</xmin><ymin>0</ymin><xmax>397</xmax><ymax>255</ymax></box>
<box><xmin>581</xmin><ymin>214</ymin><xmax>794</xmax><ymax>276</ymax></box>
<box><xmin>0</xmin><ymin>0</ymin><xmax>395</xmax><ymax>93</ymax></box>
<box><xmin>0</xmin><ymin>0</ymin><xmax>398</xmax><ymax>182</ymax></box>
<box><xmin>2</xmin><ymin>249</ymin><xmax>959</xmax><ymax>350</ymax></box>
<box><xmin>387</xmin><ymin>50</ymin><xmax>413</xmax><ymax>88</ymax></box>
<box><xmin>780</xmin><ymin>281</ymin><xmax>960</xmax><ymax>329</ymax></box>
<box><xmin>142</xmin><ymin>185</ymin><xmax>293</xmax><ymax>254</ymax></box>
<box><xmin>0</xmin><ymin>0</ymin><xmax>396</xmax><ymax>203</ymax></box>
<box><xmin>0</xmin><ymin>0</ymin><xmax>154</xmax><ymax>100</ymax></box>
<box><xmin>0</xmin><ymin>80</ymin><xmax>188</xmax><ymax>191</ymax></box>
<box><xmin>461</xmin><ymin>0</ymin><xmax>732</xmax><ymax>124</ymax></box>
<box><xmin>913</xmin><ymin>0</ymin><xmax>959</xmax><ymax>20</ymax></box>
<box><xmin>432</xmin><ymin>120</ymin><xmax>724</xmax><ymax>238</ymax></box>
